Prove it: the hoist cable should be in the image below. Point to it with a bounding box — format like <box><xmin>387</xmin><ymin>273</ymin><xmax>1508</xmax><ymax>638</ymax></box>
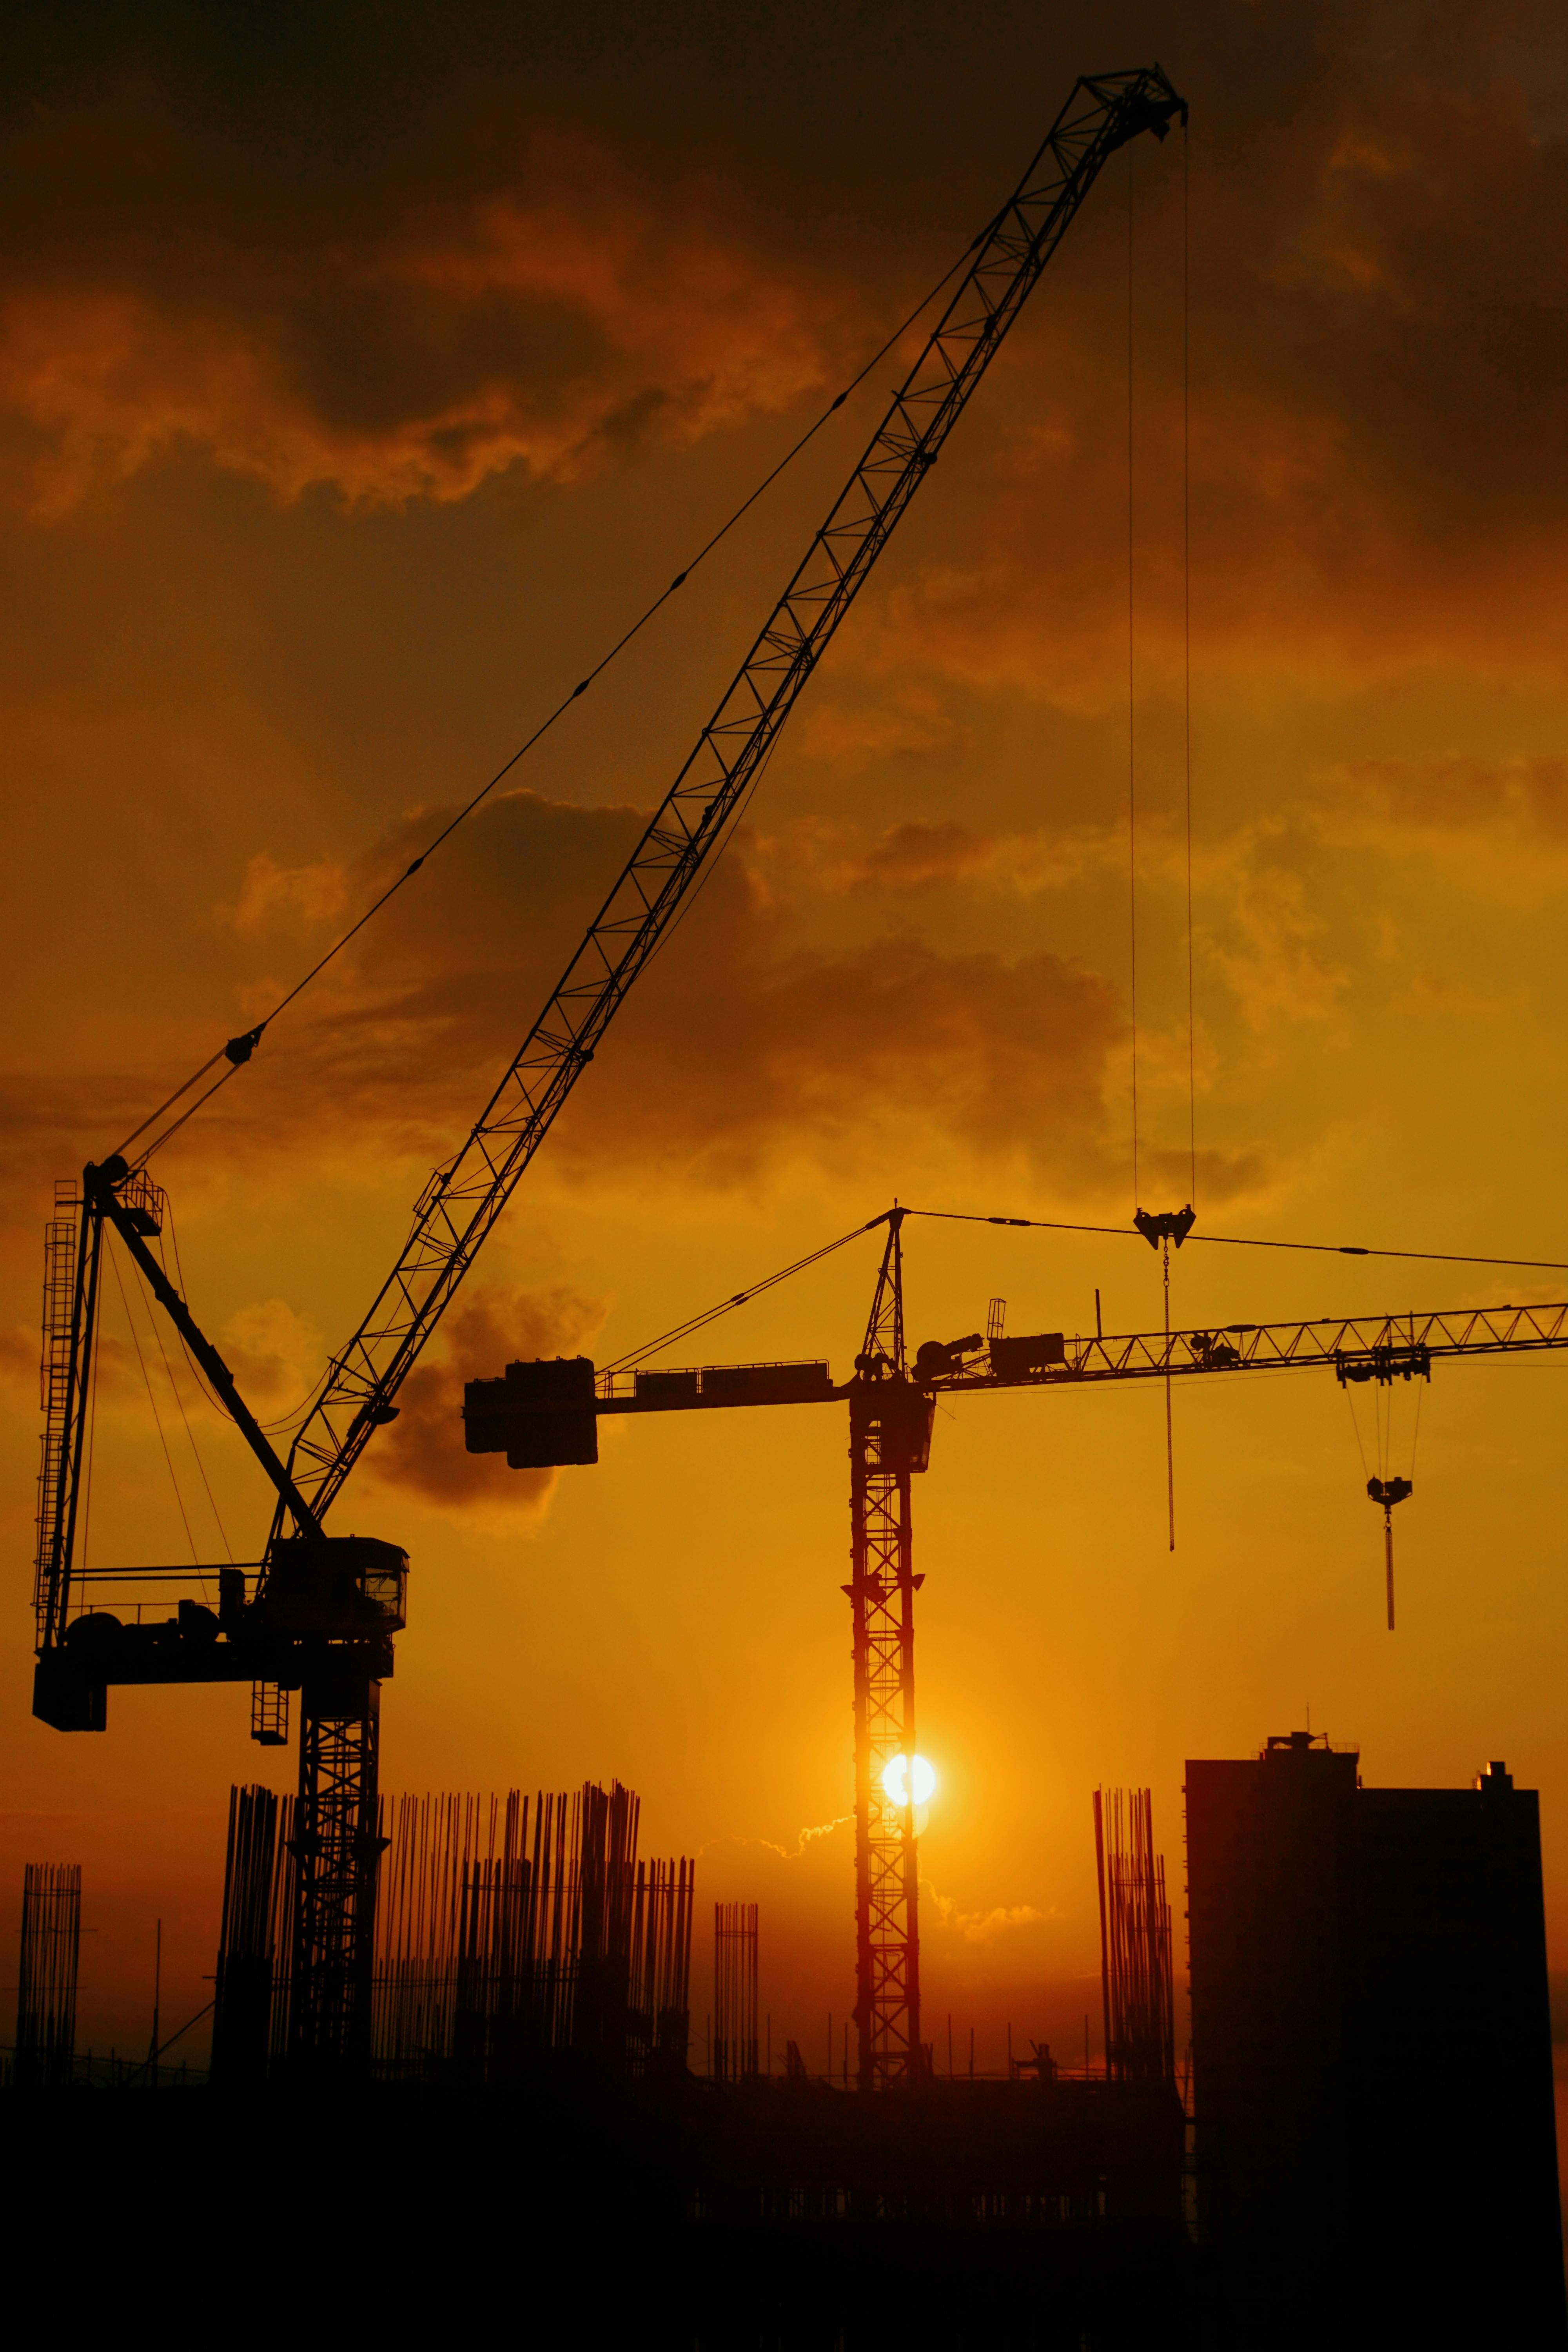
<box><xmin>141</xmin><ymin>1241</ymin><xmax>233</xmax><ymax>1565</ymax></box>
<box><xmin>1182</xmin><ymin>120</ymin><xmax>1197</xmax><ymax>1210</ymax></box>
<box><xmin>1163</xmin><ymin>1237</ymin><xmax>1175</xmax><ymax>1552</ymax></box>
<box><xmin>79</xmin><ymin>1281</ymin><xmax>104</xmax><ymax>1577</ymax></box>
<box><xmin>1126</xmin><ymin>136</ymin><xmax>1140</xmax><ymax>1213</ymax></box>
<box><xmin>107</xmin><ymin>1235</ymin><xmax>200</xmax><ymax>1568</ymax></box>
<box><xmin>162</xmin><ymin>1205</ymin><xmax>319</xmax><ymax>1437</ymax></box>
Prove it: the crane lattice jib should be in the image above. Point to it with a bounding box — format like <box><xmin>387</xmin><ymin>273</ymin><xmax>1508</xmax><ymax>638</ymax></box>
<box><xmin>936</xmin><ymin>1301</ymin><xmax>1568</xmax><ymax>1390</ymax></box>
<box><xmin>274</xmin><ymin>66</ymin><xmax>1187</xmax><ymax>1541</ymax></box>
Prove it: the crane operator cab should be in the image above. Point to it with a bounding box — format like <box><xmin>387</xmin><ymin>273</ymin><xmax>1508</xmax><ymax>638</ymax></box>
<box><xmin>257</xmin><ymin>1534</ymin><xmax>408</xmax><ymax>1637</ymax></box>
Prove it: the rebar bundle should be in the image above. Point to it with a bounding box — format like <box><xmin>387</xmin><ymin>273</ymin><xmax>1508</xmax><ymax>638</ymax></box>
<box><xmin>213</xmin><ymin>1786</ymin><xmax>297</xmax><ymax>2077</ymax></box>
<box><xmin>376</xmin><ymin>1781</ymin><xmax>693</xmax><ymax>2081</ymax></box>
<box><xmin>713</xmin><ymin>1901</ymin><xmax>759</xmax><ymax>2082</ymax></box>
<box><xmin>15</xmin><ymin>1862</ymin><xmax>81</xmax><ymax>2088</ymax></box>
<box><xmin>377</xmin><ymin>1788</ymin><xmax>579</xmax><ymax>2079</ymax></box>
<box><xmin>572</xmin><ymin>1780</ymin><xmax>641</xmax><ymax>2064</ymax></box>
<box><xmin>212</xmin><ymin>1779</ymin><xmax>693</xmax><ymax>2082</ymax></box>
<box><xmin>1094</xmin><ymin>1788</ymin><xmax>1175</xmax><ymax>2087</ymax></box>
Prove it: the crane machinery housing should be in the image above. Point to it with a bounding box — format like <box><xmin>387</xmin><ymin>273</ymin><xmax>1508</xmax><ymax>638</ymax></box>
<box><xmin>28</xmin><ymin>67</ymin><xmax>1189</xmax><ymax>2073</ymax></box>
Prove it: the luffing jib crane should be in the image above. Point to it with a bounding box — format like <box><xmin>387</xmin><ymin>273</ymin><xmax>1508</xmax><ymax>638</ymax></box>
<box><xmin>464</xmin><ymin>1212</ymin><xmax>1568</xmax><ymax>2089</ymax></box>
<box><xmin>29</xmin><ymin>67</ymin><xmax>1188</xmax><ymax>2071</ymax></box>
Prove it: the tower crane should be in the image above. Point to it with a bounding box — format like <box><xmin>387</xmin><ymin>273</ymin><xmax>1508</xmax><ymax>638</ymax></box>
<box><xmin>464</xmin><ymin>1207</ymin><xmax>1568</xmax><ymax>2090</ymax></box>
<box><xmin>27</xmin><ymin>69</ymin><xmax>1188</xmax><ymax>2071</ymax></box>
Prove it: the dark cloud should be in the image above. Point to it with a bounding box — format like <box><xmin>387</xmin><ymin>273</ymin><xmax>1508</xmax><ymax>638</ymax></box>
<box><xmin>4</xmin><ymin>0</ymin><xmax>1566</xmax><ymax>661</ymax></box>
<box><xmin>850</xmin><ymin>821</ymin><xmax>998</xmax><ymax>891</ymax></box>
<box><xmin>1321</xmin><ymin>756</ymin><xmax>1568</xmax><ymax>842</ymax></box>
<box><xmin>209</xmin><ymin>786</ymin><xmax>1129</xmax><ymax>1198</ymax></box>
<box><xmin>1308</xmin><ymin>756</ymin><xmax>1568</xmax><ymax>897</ymax></box>
<box><xmin>0</xmin><ymin>1073</ymin><xmax>155</xmax><ymax>1225</ymax></box>
<box><xmin>0</xmin><ymin>122</ymin><xmax>835</xmax><ymax>513</ymax></box>
<box><xmin>365</xmin><ymin>1279</ymin><xmax>602</xmax><ymax>1521</ymax></box>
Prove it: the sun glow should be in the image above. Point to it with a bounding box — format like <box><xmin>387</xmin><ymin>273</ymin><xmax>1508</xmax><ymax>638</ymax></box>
<box><xmin>882</xmin><ymin>1753</ymin><xmax>936</xmax><ymax>1808</ymax></box>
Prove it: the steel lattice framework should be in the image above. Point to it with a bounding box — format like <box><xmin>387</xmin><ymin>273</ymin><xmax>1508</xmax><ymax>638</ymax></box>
<box><xmin>270</xmin><ymin>64</ymin><xmax>1188</xmax><ymax>1545</ymax></box>
<box><xmin>288</xmin><ymin>1684</ymin><xmax>383</xmax><ymax>2066</ymax></box>
<box><xmin>936</xmin><ymin>1301</ymin><xmax>1568</xmax><ymax>1392</ymax></box>
<box><xmin>845</xmin><ymin>1211</ymin><xmax>929</xmax><ymax>2087</ymax></box>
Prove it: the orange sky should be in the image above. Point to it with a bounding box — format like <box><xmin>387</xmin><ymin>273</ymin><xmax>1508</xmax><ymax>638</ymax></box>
<box><xmin>4</xmin><ymin>2</ymin><xmax>1567</xmax><ymax>2071</ymax></box>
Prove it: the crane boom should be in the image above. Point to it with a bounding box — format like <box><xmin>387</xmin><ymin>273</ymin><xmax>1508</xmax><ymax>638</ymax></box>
<box><xmin>273</xmin><ymin>65</ymin><xmax>1187</xmax><ymax>1543</ymax></box>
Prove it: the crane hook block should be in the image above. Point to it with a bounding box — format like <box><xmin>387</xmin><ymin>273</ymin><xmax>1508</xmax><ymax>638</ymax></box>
<box><xmin>1367</xmin><ymin>1476</ymin><xmax>1414</xmax><ymax>1509</ymax></box>
<box><xmin>1134</xmin><ymin>1206</ymin><xmax>1196</xmax><ymax>1250</ymax></box>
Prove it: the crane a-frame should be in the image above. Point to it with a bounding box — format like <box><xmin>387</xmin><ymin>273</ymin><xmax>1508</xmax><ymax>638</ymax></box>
<box><xmin>465</xmin><ymin>1207</ymin><xmax>1568</xmax><ymax>2090</ymax></box>
<box><xmin>27</xmin><ymin>69</ymin><xmax>1188</xmax><ymax>2071</ymax></box>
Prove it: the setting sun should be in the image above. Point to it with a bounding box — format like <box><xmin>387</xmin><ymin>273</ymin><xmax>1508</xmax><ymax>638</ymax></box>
<box><xmin>882</xmin><ymin>1753</ymin><xmax>936</xmax><ymax>1809</ymax></box>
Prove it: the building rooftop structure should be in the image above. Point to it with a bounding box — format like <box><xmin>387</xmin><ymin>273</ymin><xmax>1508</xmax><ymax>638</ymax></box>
<box><xmin>1186</xmin><ymin>1733</ymin><xmax>1563</xmax><ymax>2343</ymax></box>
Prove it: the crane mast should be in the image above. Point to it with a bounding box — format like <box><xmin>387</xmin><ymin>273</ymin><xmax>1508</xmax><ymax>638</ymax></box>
<box><xmin>29</xmin><ymin>67</ymin><xmax>1187</xmax><ymax>2074</ymax></box>
<box><xmin>846</xmin><ymin>1210</ymin><xmax>930</xmax><ymax>2088</ymax></box>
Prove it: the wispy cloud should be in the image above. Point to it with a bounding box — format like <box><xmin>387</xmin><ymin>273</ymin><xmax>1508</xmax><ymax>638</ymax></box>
<box><xmin>700</xmin><ymin>1815</ymin><xmax>853</xmax><ymax>1864</ymax></box>
<box><xmin>924</xmin><ymin>1882</ymin><xmax>1057</xmax><ymax>1944</ymax></box>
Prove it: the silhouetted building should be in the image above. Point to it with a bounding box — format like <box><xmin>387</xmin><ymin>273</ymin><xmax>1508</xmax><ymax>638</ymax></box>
<box><xmin>1186</xmin><ymin>1732</ymin><xmax>1564</xmax><ymax>2343</ymax></box>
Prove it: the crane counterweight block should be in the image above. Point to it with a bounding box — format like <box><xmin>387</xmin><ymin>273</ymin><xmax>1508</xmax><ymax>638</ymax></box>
<box><xmin>464</xmin><ymin>1356</ymin><xmax>599</xmax><ymax>1468</ymax></box>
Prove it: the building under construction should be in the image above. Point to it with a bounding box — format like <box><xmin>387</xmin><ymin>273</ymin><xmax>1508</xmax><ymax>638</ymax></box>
<box><xmin>9</xmin><ymin>1780</ymin><xmax>1195</xmax><ymax>2347</ymax></box>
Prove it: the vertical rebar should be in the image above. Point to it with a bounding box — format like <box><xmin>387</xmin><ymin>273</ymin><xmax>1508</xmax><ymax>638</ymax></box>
<box><xmin>15</xmin><ymin>1862</ymin><xmax>82</xmax><ymax>2089</ymax></box>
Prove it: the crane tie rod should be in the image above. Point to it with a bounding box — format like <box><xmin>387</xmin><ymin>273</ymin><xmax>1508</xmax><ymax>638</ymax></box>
<box><xmin>904</xmin><ymin>1207</ymin><xmax>1568</xmax><ymax>1273</ymax></box>
<box><xmin>110</xmin><ymin>237</ymin><xmax>993</xmax><ymax>1173</ymax></box>
<box><xmin>597</xmin><ymin>1215</ymin><xmax>890</xmax><ymax>1377</ymax></box>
